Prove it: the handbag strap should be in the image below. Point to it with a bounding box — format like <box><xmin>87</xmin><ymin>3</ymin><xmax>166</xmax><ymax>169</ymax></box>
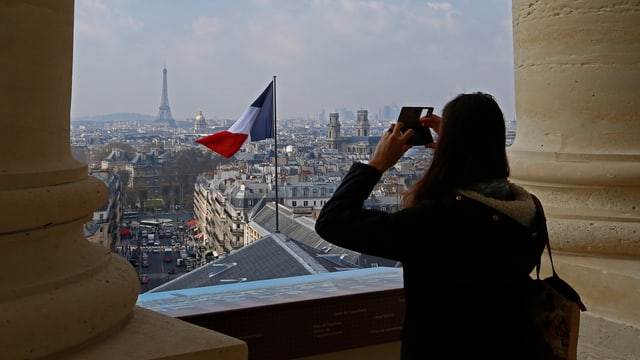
<box><xmin>531</xmin><ymin>194</ymin><xmax>587</xmax><ymax>311</ymax></box>
<box><xmin>531</xmin><ymin>194</ymin><xmax>558</xmax><ymax>279</ymax></box>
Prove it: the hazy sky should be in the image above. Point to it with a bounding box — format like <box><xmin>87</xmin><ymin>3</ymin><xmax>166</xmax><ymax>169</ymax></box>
<box><xmin>71</xmin><ymin>0</ymin><xmax>516</xmax><ymax>122</ymax></box>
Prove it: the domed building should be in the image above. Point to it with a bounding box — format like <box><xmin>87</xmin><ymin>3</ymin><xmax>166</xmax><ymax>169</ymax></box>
<box><xmin>194</xmin><ymin>109</ymin><xmax>207</xmax><ymax>134</ymax></box>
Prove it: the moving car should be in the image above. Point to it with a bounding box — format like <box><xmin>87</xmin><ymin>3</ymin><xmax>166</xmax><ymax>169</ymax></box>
<box><xmin>162</xmin><ymin>248</ymin><xmax>173</xmax><ymax>262</ymax></box>
<box><xmin>139</xmin><ymin>273</ymin><xmax>149</xmax><ymax>284</ymax></box>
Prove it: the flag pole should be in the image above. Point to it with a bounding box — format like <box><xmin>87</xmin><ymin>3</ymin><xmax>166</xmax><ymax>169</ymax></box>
<box><xmin>273</xmin><ymin>75</ymin><xmax>280</xmax><ymax>233</ymax></box>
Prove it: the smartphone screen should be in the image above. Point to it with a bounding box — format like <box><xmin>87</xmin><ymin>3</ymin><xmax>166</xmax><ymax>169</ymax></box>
<box><xmin>397</xmin><ymin>106</ymin><xmax>434</xmax><ymax>145</ymax></box>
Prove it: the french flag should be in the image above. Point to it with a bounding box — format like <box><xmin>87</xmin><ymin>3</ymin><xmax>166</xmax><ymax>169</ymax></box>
<box><xmin>196</xmin><ymin>81</ymin><xmax>274</xmax><ymax>158</ymax></box>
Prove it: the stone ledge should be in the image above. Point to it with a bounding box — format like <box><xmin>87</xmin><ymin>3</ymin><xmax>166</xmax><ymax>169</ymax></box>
<box><xmin>59</xmin><ymin>306</ymin><xmax>247</xmax><ymax>360</ymax></box>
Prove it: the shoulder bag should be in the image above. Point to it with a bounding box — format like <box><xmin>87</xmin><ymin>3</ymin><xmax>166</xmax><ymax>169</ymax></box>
<box><xmin>530</xmin><ymin>195</ymin><xmax>587</xmax><ymax>360</ymax></box>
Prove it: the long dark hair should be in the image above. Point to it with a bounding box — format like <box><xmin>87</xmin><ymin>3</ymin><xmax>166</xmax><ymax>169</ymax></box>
<box><xmin>402</xmin><ymin>92</ymin><xmax>510</xmax><ymax>208</ymax></box>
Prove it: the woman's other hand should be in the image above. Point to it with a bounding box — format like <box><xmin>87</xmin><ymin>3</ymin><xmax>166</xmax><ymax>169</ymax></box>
<box><xmin>420</xmin><ymin>113</ymin><xmax>442</xmax><ymax>149</ymax></box>
<box><xmin>368</xmin><ymin>123</ymin><xmax>413</xmax><ymax>173</ymax></box>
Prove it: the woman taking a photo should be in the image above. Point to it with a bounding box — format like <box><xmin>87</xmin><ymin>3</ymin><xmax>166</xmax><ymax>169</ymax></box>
<box><xmin>315</xmin><ymin>92</ymin><xmax>547</xmax><ymax>359</ymax></box>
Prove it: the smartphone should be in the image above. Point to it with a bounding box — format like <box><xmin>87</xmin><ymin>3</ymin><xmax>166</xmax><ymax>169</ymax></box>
<box><xmin>397</xmin><ymin>106</ymin><xmax>434</xmax><ymax>145</ymax></box>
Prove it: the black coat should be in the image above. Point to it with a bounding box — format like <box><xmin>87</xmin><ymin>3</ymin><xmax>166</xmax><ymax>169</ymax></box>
<box><xmin>315</xmin><ymin>162</ymin><xmax>547</xmax><ymax>359</ymax></box>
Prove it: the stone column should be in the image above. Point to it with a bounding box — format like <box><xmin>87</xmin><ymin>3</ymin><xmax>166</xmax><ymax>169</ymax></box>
<box><xmin>0</xmin><ymin>1</ymin><xmax>246</xmax><ymax>359</ymax></box>
<box><xmin>508</xmin><ymin>1</ymin><xmax>640</xmax><ymax>358</ymax></box>
<box><xmin>0</xmin><ymin>1</ymin><xmax>139</xmax><ymax>357</ymax></box>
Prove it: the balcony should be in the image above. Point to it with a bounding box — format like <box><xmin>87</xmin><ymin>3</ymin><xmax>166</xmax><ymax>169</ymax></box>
<box><xmin>137</xmin><ymin>267</ymin><xmax>404</xmax><ymax>360</ymax></box>
<box><xmin>1</xmin><ymin>1</ymin><xmax>638</xmax><ymax>359</ymax></box>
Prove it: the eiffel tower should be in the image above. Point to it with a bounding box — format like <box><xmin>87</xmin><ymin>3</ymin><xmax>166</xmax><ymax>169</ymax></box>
<box><xmin>155</xmin><ymin>66</ymin><xmax>176</xmax><ymax>128</ymax></box>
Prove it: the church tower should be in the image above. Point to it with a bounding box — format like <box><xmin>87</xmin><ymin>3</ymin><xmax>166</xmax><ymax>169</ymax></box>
<box><xmin>155</xmin><ymin>66</ymin><xmax>176</xmax><ymax>128</ymax></box>
<box><xmin>327</xmin><ymin>112</ymin><xmax>340</xmax><ymax>140</ymax></box>
<box><xmin>354</xmin><ymin>110</ymin><xmax>370</xmax><ymax>137</ymax></box>
<box><xmin>326</xmin><ymin>112</ymin><xmax>342</xmax><ymax>151</ymax></box>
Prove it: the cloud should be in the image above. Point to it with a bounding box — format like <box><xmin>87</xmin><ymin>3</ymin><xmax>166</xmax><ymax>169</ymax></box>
<box><xmin>74</xmin><ymin>0</ymin><xmax>143</xmax><ymax>42</ymax></box>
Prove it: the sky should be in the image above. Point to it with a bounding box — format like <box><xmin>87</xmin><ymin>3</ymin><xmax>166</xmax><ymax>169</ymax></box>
<box><xmin>71</xmin><ymin>0</ymin><xmax>516</xmax><ymax>122</ymax></box>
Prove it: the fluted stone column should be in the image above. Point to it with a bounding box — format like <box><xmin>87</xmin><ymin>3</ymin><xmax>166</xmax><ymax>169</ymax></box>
<box><xmin>0</xmin><ymin>1</ymin><xmax>246</xmax><ymax>359</ymax></box>
<box><xmin>508</xmin><ymin>1</ymin><xmax>640</xmax><ymax>358</ymax></box>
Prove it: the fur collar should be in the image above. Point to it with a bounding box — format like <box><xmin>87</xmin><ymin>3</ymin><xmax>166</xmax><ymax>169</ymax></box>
<box><xmin>457</xmin><ymin>183</ymin><xmax>537</xmax><ymax>227</ymax></box>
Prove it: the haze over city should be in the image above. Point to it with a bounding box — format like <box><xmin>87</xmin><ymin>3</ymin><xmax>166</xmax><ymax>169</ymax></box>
<box><xmin>71</xmin><ymin>0</ymin><xmax>516</xmax><ymax>122</ymax></box>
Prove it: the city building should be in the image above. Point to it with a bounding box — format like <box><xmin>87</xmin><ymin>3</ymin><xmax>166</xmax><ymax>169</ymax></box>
<box><xmin>194</xmin><ymin>110</ymin><xmax>207</xmax><ymax>134</ymax></box>
<box><xmin>326</xmin><ymin>110</ymin><xmax>380</xmax><ymax>155</ymax></box>
<box><xmin>101</xmin><ymin>147</ymin><xmax>134</xmax><ymax>172</ymax></box>
<box><xmin>126</xmin><ymin>147</ymin><xmax>176</xmax><ymax>212</ymax></box>
<box><xmin>84</xmin><ymin>170</ymin><xmax>124</xmax><ymax>250</ymax></box>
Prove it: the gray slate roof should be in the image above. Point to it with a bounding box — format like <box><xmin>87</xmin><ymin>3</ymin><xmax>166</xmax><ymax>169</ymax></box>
<box><xmin>249</xmin><ymin>203</ymin><xmax>398</xmax><ymax>269</ymax></box>
<box><xmin>146</xmin><ymin>203</ymin><xmax>399</xmax><ymax>294</ymax></box>
<box><xmin>147</xmin><ymin>232</ymin><xmax>347</xmax><ymax>293</ymax></box>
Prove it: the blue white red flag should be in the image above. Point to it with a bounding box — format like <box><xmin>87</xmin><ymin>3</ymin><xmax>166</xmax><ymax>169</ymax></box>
<box><xmin>196</xmin><ymin>81</ymin><xmax>274</xmax><ymax>158</ymax></box>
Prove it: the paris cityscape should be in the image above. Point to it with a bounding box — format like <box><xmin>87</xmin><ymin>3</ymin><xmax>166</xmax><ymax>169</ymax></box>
<box><xmin>73</xmin><ymin>67</ymin><xmax>517</xmax><ymax>294</ymax></box>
